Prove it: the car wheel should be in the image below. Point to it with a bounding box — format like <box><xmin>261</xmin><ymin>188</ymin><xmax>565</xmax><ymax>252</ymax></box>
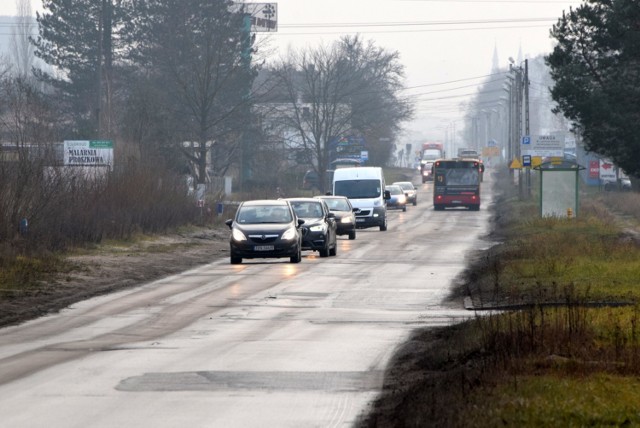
<box><xmin>348</xmin><ymin>230</ymin><xmax>356</xmax><ymax>240</ymax></box>
<box><xmin>319</xmin><ymin>237</ymin><xmax>330</xmax><ymax>257</ymax></box>
<box><xmin>329</xmin><ymin>237</ymin><xmax>337</xmax><ymax>256</ymax></box>
<box><xmin>290</xmin><ymin>246</ymin><xmax>301</xmax><ymax>263</ymax></box>
<box><xmin>230</xmin><ymin>254</ymin><xmax>242</xmax><ymax>264</ymax></box>
<box><xmin>434</xmin><ymin>205</ymin><xmax>444</xmax><ymax>211</ymax></box>
<box><xmin>413</xmin><ymin>199</ymin><xmax>417</xmax><ymax>206</ymax></box>
<box><xmin>402</xmin><ymin>205</ymin><xmax>407</xmax><ymax>212</ymax></box>
<box><xmin>379</xmin><ymin>216</ymin><xmax>387</xmax><ymax>231</ymax></box>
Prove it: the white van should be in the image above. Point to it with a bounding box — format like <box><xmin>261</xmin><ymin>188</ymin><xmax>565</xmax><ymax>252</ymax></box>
<box><xmin>332</xmin><ymin>167</ymin><xmax>389</xmax><ymax>231</ymax></box>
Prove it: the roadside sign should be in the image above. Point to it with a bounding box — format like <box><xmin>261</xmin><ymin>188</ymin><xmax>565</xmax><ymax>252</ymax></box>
<box><xmin>589</xmin><ymin>160</ymin><xmax>600</xmax><ymax>179</ymax></box>
<box><xmin>522</xmin><ymin>155</ymin><xmax>531</xmax><ymax>167</ymax></box>
<box><xmin>510</xmin><ymin>157</ymin><xmax>523</xmax><ymax>169</ymax></box>
<box><xmin>243</xmin><ymin>3</ymin><xmax>277</xmax><ymax>32</ymax></box>
<box><xmin>600</xmin><ymin>159</ymin><xmax>616</xmax><ymax>181</ymax></box>
<box><xmin>521</xmin><ymin>134</ymin><xmax>565</xmax><ymax>157</ymax></box>
<box><xmin>64</xmin><ymin>140</ymin><xmax>114</xmax><ymax>168</ymax></box>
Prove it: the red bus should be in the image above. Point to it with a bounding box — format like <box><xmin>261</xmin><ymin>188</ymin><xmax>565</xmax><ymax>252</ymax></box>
<box><xmin>433</xmin><ymin>159</ymin><xmax>481</xmax><ymax>211</ymax></box>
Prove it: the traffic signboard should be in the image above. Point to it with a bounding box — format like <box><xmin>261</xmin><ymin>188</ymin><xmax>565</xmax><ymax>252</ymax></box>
<box><xmin>521</xmin><ymin>134</ymin><xmax>565</xmax><ymax>157</ymax></box>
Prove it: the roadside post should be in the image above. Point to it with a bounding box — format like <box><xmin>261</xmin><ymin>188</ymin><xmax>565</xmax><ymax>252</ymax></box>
<box><xmin>534</xmin><ymin>159</ymin><xmax>584</xmax><ymax>218</ymax></box>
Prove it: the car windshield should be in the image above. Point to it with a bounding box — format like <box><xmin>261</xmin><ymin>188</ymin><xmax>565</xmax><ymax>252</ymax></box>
<box><xmin>236</xmin><ymin>205</ymin><xmax>292</xmax><ymax>224</ymax></box>
<box><xmin>323</xmin><ymin>198</ymin><xmax>350</xmax><ymax>211</ymax></box>
<box><xmin>290</xmin><ymin>201</ymin><xmax>323</xmax><ymax>218</ymax></box>
<box><xmin>334</xmin><ymin>179</ymin><xmax>381</xmax><ymax>199</ymax></box>
<box><xmin>395</xmin><ymin>183</ymin><xmax>413</xmax><ymax>191</ymax></box>
<box><xmin>386</xmin><ymin>186</ymin><xmax>403</xmax><ymax>195</ymax></box>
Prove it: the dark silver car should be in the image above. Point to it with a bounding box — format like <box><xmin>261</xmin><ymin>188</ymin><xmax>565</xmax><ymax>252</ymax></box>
<box><xmin>315</xmin><ymin>195</ymin><xmax>357</xmax><ymax>240</ymax></box>
<box><xmin>225</xmin><ymin>200</ymin><xmax>304</xmax><ymax>264</ymax></box>
<box><xmin>285</xmin><ymin>198</ymin><xmax>338</xmax><ymax>257</ymax></box>
<box><xmin>392</xmin><ymin>181</ymin><xmax>418</xmax><ymax>206</ymax></box>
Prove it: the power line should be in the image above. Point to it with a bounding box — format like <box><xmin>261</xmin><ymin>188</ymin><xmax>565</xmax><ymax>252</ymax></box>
<box><xmin>397</xmin><ymin>0</ymin><xmax>574</xmax><ymax>3</ymax></box>
<box><xmin>264</xmin><ymin>24</ymin><xmax>552</xmax><ymax>36</ymax></box>
<box><xmin>408</xmin><ymin>77</ymin><xmax>509</xmax><ymax>98</ymax></box>
<box><xmin>280</xmin><ymin>17</ymin><xmax>557</xmax><ymax>29</ymax></box>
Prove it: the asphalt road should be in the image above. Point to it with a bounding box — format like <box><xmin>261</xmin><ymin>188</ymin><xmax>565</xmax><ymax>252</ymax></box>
<box><xmin>0</xmin><ymin>175</ymin><xmax>494</xmax><ymax>428</ymax></box>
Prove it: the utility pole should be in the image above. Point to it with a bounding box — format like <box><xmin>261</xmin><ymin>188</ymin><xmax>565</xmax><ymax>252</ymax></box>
<box><xmin>524</xmin><ymin>59</ymin><xmax>531</xmax><ymax>197</ymax></box>
<box><xmin>510</xmin><ymin>59</ymin><xmax>525</xmax><ymax>199</ymax></box>
<box><xmin>95</xmin><ymin>0</ymin><xmax>104</xmax><ymax>138</ymax></box>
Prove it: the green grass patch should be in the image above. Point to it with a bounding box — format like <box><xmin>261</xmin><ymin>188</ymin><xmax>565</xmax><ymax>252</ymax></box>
<box><xmin>459</xmin><ymin>373</ymin><xmax>640</xmax><ymax>427</ymax></box>
<box><xmin>446</xmin><ymin>174</ymin><xmax>640</xmax><ymax>424</ymax></box>
<box><xmin>0</xmin><ymin>253</ymin><xmax>72</xmax><ymax>294</ymax></box>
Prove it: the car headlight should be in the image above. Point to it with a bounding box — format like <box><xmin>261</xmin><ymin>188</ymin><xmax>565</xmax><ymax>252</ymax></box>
<box><xmin>398</xmin><ymin>196</ymin><xmax>406</xmax><ymax>203</ymax></box>
<box><xmin>281</xmin><ymin>227</ymin><xmax>297</xmax><ymax>241</ymax></box>
<box><xmin>340</xmin><ymin>216</ymin><xmax>352</xmax><ymax>224</ymax></box>
<box><xmin>374</xmin><ymin>199</ymin><xmax>382</xmax><ymax>206</ymax></box>
<box><xmin>231</xmin><ymin>228</ymin><xmax>247</xmax><ymax>242</ymax></box>
<box><xmin>309</xmin><ymin>224</ymin><xmax>325</xmax><ymax>232</ymax></box>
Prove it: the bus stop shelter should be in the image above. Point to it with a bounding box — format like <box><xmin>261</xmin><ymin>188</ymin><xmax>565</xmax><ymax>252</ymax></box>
<box><xmin>534</xmin><ymin>159</ymin><xmax>584</xmax><ymax>218</ymax></box>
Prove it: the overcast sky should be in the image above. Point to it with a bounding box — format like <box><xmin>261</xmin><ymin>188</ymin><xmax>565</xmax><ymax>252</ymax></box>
<box><xmin>0</xmin><ymin>0</ymin><xmax>584</xmax><ymax>137</ymax></box>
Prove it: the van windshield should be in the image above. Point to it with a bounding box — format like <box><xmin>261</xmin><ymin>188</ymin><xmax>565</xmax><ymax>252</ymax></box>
<box><xmin>334</xmin><ymin>179</ymin><xmax>381</xmax><ymax>199</ymax></box>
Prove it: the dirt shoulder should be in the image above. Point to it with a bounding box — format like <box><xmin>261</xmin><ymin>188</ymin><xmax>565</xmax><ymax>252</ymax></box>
<box><xmin>0</xmin><ymin>226</ymin><xmax>230</xmax><ymax>328</ymax></box>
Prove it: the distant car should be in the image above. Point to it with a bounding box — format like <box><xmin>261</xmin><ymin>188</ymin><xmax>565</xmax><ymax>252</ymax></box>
<box><xmin>392</xmin><ymin>181</ymin><xmax>418</xmax><ymax>206</ymax></box>
<box><xmin>302</xmin><ymin>170</ymin><xmax>319</xmax><ymax>190</ymax></box>
<box><xmin>420</xmin><ymin>161</ymin><xmax>434</xmax><ymax>183</ymax></box>
<box><xmin>385</xmin><ymin>185</ymin><xmax>407</xmax><ymax>212</ymax></box>
<box><xmin>285</xmin><ymin>197</ymin><xmax>338</xmax><ymax>257</ymax></box>
<box><xmin>315</xmin><ymin>195</ymin><xmax>357</xmax><ymax>240</ymax></box>
<box><xmin>458</xmin><ymin>149</ymin><xmax>480</xmax><ymax>159</ymax></box>
<box><xmin>603</xmin><ymin>177</ymin><xmax>632</xmax><ymax>191</ymax></box>
<box><xmin>225</xmin><ymin>199</ymin><xmax>304</xmax><ymax>264</ymax></box>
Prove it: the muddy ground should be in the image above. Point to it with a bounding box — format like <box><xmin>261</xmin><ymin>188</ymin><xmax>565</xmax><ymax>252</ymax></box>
<box><xmin>0</xmin><ymin>226</ymin><xmax>230</xmax><ymax>328</ymax></box>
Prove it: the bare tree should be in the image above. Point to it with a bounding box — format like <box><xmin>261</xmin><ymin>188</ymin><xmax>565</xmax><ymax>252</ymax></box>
<box><xmin>272</xmin><ymin>36</ymin><xmax>413</xmax><ymax>193</ymax></box>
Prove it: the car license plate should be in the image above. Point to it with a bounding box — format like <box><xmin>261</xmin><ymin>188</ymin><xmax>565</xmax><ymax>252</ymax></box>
<box><xmin>452</xmin><ymin>200</ymin><xmax>461</xmax><ymax>204</ymax></box>
<box><xmin>356</xmin><ymin>218</ymin><xmax>365</xmax><ymax>222</ymax></box>
<box><xmin>254</xmin><ymin>245</ymin><xmax>274</xmax><ymax>251</ymax></box>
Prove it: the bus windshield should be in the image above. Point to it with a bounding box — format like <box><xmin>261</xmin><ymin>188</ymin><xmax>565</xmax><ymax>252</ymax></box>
<box><xmin>434</xmin><ymin>160</ymin><xmax>480</xmax><ymax>186</ymax></box>
<box><xmin>433</xmin><ymin>159</ymin><xmax>481</xmax><ymax>211</ymax></box>
<box><xmin>441</xmin><ymin>168</ymin><xmax>479</xmax><ymax>186</ymax></box>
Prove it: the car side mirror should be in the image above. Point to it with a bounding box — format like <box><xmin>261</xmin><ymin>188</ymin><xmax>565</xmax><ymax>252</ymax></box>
<box><xmin>327</xmin><ymin>212</ymin><xmax>335</xmax><ymax>219</ymax></box>
<box><xmin>384</xmin><ymin>190</ymin><xmax>391</xmax><ymax>200</ymax></box>
<box><xmin>225</xmin><ymin>219</ymin><xmax>233</xmax><ymax>229</ymax></box>
<box><xmin>297</xmin><ymin>218</ymin><xmax>305</xmax><ymax>227</ymax></box>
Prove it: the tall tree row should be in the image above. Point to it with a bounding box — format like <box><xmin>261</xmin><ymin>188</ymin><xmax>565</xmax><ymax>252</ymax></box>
<box><xmin>31</xmin><ymin>0</ymin><xmax>258</xmax><ymax>183</ymax></box>
<box><xmin>25</xmin><ymin>1</ymin><xmax>411</xmax><ymax>192</ymax></box>
<box><xmin>546</xmin><ymin>0</ymin><xmax>640</xmax><ymax>183</ymax></box>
